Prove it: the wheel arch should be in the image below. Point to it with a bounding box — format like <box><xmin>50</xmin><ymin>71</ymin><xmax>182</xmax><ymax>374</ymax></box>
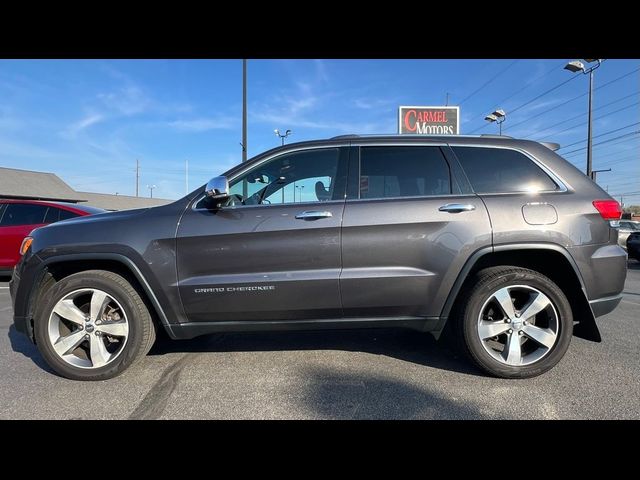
<box><xmin>27</xmin><ymin>254</ymin><xmax>174</xmax><ymax>339</ymax></box>
<box><xmin>439</xmin><ymin>243</ymin><xmax>601</xmax><ymax>342</ymax></box>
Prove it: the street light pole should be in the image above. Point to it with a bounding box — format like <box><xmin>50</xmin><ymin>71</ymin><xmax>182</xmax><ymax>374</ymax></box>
<box><xmin>147</xmin><ymin>184</ymin><xmax>156</xmax><ymax>199</ymax></box>
<box><xmin>564</xmin><ymin>59</ymin><xmax>603</xmax><ymax>179</ymax></box>
<box><xmin>586</xmin><ymin>67</ymin><xmax>594</xmax><ymax>180</ymax></box>
<box><xmin>484</xmin><ymin>109</ymin><xmax>506</xmax><ymax>135</ymax></box>
<box><xmin>242</xmin><ymin>59</ymin><xmax>247</xmax><ymax>162</ymax></box>
<box><xmin>274</xmin><ymin>129</ymin><xmax>292</xmax><ymax>145</ymax></box>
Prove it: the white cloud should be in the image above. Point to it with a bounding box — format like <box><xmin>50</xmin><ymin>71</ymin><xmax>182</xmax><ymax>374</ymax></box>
<box><xmin>314</xmin><ymin>59</ymin><xmax>329</xmax><ymax>83</ymax></box>
<box><xmin>98</xmin><ymin>85</ymin><xmax>150</xmax><ymax>116</ymax></box>
<box><xmin>166</xmin><ymin>116</ymin><xmax>237</xmax><ymax>132</ymax></box>
<box><xmin>353</xmin><ymin>98</ymin><xmax>394</xmax><ymax>110</ymax></box>
<box><xmin>66</xmin><ymin>113</ymin><xmax>105</xmax><ymax>135</ymax></box>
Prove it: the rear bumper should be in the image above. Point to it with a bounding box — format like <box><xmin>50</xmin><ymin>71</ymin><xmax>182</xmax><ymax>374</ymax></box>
<box><xmin>589</xmin><ymin>294</ymin><xmax>623</xmax><ymax>318</ymax></box>
<box><xmin>568</xmin><ymin>243</ymin><xmax>627</xmax><ymax>300</ymax></box>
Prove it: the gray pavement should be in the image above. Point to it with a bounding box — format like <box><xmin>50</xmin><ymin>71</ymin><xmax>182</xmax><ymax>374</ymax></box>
<box><xmin>1</xmin><ymin>262</ymin><xmax>639</xmax><ymax>419</ymax></box>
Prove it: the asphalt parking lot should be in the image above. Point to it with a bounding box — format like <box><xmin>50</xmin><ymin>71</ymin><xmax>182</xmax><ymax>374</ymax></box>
<box><xmin>1</xmin><ymin>262</ymin><xmax>639</xmax><ymax>420</ymax></box>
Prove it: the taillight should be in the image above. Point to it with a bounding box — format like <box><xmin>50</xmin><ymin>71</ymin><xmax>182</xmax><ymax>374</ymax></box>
<box><xmin>592</xmin><ymin>200</ymin><xmax>622</xmax><ymax>221</ymax></box>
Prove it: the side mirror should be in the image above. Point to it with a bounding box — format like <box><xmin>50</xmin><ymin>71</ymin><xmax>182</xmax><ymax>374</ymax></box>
<box><xmin>205</xmin><ymin>176</ymin><xmax>230</xmax><ymax>200</ymax></box>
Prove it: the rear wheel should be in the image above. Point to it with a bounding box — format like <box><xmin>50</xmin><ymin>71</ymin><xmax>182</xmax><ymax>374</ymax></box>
<box><xmin>456</xmin><ymin>266</ymin><xmax>573</xmax><ymax>378</ymax></box>
<box><xmin>34</xmin><ymin>270</ymin><xmax>156</xmax><ymax>381</ymax></box>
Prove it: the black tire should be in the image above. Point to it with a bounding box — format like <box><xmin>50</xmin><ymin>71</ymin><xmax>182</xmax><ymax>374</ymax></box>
<box><xmin>34</xmin><ymin>270</ymin><xmax>156</xmax><ymax>381</ymax></box>
<box><xmin>455</xmin><ymin>266</ymin><xmax>573</xmax><ymax>379</ymax></box>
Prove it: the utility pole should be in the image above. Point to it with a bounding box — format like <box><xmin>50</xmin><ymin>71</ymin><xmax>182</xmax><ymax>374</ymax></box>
<box><xmin>185</xmin><ymin>159</ymin><xmax>189</xmax><ymax>195</ymax></box>
<box><xmin>135</xmin><ymin>159</ymin><xmax>140</xmax><ymax>197</ymax></box>
<box><xmin>591</xmin><ymin>168</ymin><xmax>611</xmax><ymax>183</ymax></box>
<box><xmin>242</xmin><ymin>59</ymin><xmax>247</xmax><ymax>163</ymax></box>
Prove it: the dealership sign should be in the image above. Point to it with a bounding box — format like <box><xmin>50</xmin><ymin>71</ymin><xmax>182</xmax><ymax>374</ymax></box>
<box><xmin>398</xmin><ymin>106</ymin><xmax>459</xmax><ymax>135</ymax></box>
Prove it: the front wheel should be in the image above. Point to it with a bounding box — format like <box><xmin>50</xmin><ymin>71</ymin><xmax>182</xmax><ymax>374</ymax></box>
<box><xmin>456</xmin><ymin>266</ymin><xmax>573</xmax><ymax>379</ymax></box>
<box><xmin>34</xmin><ymin>270</ymin><xmax>156</xmax><ymax>381</ymax></box>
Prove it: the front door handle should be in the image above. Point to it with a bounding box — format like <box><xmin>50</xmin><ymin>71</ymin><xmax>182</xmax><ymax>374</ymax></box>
<box><xmin>295</xmin><ymin>210</ymin><xmax>333</xmax><ymax>220</ymax></box>
<box><xmin>438</xmin><ymin>203</ymin><xmax>476</xmax><ymax>213</ymax></box>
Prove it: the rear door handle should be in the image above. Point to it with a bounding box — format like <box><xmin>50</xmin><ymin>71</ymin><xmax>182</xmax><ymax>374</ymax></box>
<box><xmin>295</xmin><ymin>210</ymin><xmax>333</xmax><ymax>220</ymax></box>
<box><xmin>438</xmin><ymin>203</ymin><xmax>476</xmax><ymax>213</ymax></box>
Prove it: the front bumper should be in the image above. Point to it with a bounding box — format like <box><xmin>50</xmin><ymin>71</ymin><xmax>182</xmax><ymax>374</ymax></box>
<box><xmin>9</xmin><ymin>255</ymin><xmax>38</xmax><ymax>343</ymax></box>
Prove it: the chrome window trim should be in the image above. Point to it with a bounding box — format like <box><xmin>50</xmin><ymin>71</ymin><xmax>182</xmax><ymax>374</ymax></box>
<box><xmin>446</xmin><ymin>143</ymin><xmax>570</xmax><ymax>194</ymax></box>
<box><xmin>191</xmin><ymin>144</ymin><xmax>350</xmax><ymax>211</ymax></box>
<box><xmin>191</xmin><ymin>141</ymin><xmax>570</xmax><ymax>210</ymax></box>
<box><xmin>346</xmin><ymin>193</ymin><xmax>478</xmax><ymax>204</ymax></box>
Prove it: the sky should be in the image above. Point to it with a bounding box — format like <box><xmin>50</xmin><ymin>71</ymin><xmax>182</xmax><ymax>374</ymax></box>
<box><xmin>0</xmin><ymin>59</ymin><xmax>638</xmax><ymax>204</ymax></box>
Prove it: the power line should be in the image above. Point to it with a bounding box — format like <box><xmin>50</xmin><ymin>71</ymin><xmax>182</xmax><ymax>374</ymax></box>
<box><xmin>458</xmin><ymin>60</ymin><xmax>519</xmax><ymax>106</ymax></box>
<box><xmin>469</xmin><ymin>64</ymin><xmax>640</xmax><ymax>134</ymax></box>
<box><xmin>467</xmin><ymin>74</ymin><xmax>579</xmax><ymax>133</ymax></box>
<box><xmin>564</xmin><ymin>138</ymin><xmax>640</xmax><ymax>161</ymax></box>
<box><xmin>524</xmin><ymin>91</ymin><xmax>640</xmax><ymax>139</ymax></box>
<box><xmin>487</xmin><ymin>60</ymin><xmax>567</xmax><ymax>108</ymax></box>
<box><xmin>509</xmin><ymin>76</ymin><xmax>580</xmax><ymax>116</ymax></box>
<box><xmin>566</xmin><ymin>139</ymin><xmax>640</xmax><ymax>160</ymax></box>
<box><xmin>556</xmin><ymin>121</ymin><xmax>640</xmax><ymax>150</ymax></box>
<box><xmin>605</xmin><ymin>180</ymin><xmax>640</xmax><ymax>189</ymax></box>
<box><xmin>535</xmin><ymin>103</ymin><xmax>640</xmax><ymax>142</ymax></box>
<box><xmin>597</xmin><ymin>155</ymin><xmax>640</xmax><ymax>169</ymax></box>
<box><xmin>561</xmin><ymin>131</ymin><xmax>639</xmax><ymax>156</ymax></box>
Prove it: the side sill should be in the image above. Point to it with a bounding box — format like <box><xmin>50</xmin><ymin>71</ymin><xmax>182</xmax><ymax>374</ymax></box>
<box><xmin>165</xmin><ymin>316</ymin><xmax>441</xmax><ymax>340</ymax></box>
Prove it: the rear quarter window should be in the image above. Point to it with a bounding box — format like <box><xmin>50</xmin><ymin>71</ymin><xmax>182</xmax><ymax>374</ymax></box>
<box><xmin>59</xmin><ymin>209</ymin><xmax>80</xmax><ymax>221</ymax></box>
<box><xmin>452</xmin><ymin>146</ymin><xmax>559</xmax><ymax>194</ymax></box>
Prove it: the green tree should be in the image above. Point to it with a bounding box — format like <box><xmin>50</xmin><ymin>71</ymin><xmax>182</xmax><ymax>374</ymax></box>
<box><xmin>624</xmin><ymin>204</ymin><xmax>640</xmax><ymax>215</ymax></box>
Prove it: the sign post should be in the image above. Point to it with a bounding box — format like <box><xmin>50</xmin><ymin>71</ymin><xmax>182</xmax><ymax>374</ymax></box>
<box><xmin>398</xmin><ymin>106</ymin><xmax>460</xmax><ymax>135</ymax></box>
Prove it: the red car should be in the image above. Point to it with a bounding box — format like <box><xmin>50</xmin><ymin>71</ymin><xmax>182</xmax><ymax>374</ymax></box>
<box><xmin>0</xmin><ymin>199</ymin><xmax>105</xmax><ymax>274</ymax></box>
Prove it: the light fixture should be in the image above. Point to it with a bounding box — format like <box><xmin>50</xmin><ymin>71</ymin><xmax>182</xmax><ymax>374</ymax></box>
<box><xmin>564</xmin><ymin>60</ymin><xmax>585</xmax><ymax>73</ymax></box>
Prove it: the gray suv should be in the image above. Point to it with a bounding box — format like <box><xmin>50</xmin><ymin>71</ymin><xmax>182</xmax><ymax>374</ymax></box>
<box><xmin>10</xmin><ymin>135</ymin><xmax>627</xmax><ymax>381</ymax></box>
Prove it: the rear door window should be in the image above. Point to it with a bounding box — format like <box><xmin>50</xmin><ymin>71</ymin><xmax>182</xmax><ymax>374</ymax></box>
<box><xmin>359</xmin><ymin>146</ymin><xmax>453</xmax><ymax>199</ymax></box>
<box><xmin>451</xmin><ymin>146</ymin><xmax>559</xmax><ymax>193</ymax></box>
<box><xmin>0</xmin><ymin>204</ymin><xmax>49</xmax><ymax>226</ymax></box>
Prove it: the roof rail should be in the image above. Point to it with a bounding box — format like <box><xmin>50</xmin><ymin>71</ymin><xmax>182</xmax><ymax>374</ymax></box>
<box><xmin>479</xmin><ymin>134</ymin><xmax>513</xmax><ymax>139</ymax></box>
<box><xmin>540</xmin><ymin>141</ymin><xmax>561</xmax><ymax>151</ymax></box>
<box><xmin>330</xmin><ymin>134</ymin><xmax>361</xmax><ymax>139</ymax></box>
